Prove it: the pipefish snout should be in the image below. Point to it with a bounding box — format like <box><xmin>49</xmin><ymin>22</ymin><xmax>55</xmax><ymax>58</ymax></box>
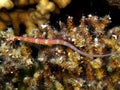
<box><xmin>10</xmin><ymin>36</ymin><xmax>116</xmax><ymax>58</ymax></box>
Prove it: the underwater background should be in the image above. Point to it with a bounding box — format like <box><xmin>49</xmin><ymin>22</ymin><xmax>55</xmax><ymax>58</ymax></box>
<box><xmin>0</xmin><ymin>0</ymin><xmax>120</xmax><ymax>90</ymax></box>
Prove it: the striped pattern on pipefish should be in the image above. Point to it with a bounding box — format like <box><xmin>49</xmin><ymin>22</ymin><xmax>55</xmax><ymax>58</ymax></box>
<box><xmin>9</xmin><ymin>36</ymin><xmax>116</xmax><ymax>58</ymax></box>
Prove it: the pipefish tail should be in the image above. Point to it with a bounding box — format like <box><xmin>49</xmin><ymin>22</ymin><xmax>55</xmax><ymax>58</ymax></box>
<box><xmin>10</xmin><ymin>36</ymin><xmax>116</xmax><ymax>58</ymax></box>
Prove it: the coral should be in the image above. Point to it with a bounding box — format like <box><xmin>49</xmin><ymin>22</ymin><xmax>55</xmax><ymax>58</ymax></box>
<box><xmin>90</xmin><ymin>58</ymin><xmax>102</xmax><ymax>69</ymax></box>
<box><xmin>49</xmin><ymin>48</ymin><xmax>82</xmax><ymax>73</ymax></box>
<box><xmin>87</xmin><ymin>14</ymin><xmax>111</xmax><ymax>33</ymax></box>
<box><xmin>1</xmin><ymin>1</ymin><xmax>120</xmax><ymax>89</ymax></box>
<box><xmin>0</xmin><ymin>0</ymin><xmax>71</xmax><ymax>36</ymax></box>
<box><xmin>13</xmin><ymin>0</ymin><xmax>39</xmax><ymax>7</ymax></box>
<box><xmin>36</xmin><ymin>0</ymin><xmax>55</xmax><ymax>15</ymax></box>
<box><xmin>0</xmin><ymin>14</ymin><xmax>120</xmax><ymax>89</ymax></box>
<box><xmin>53</xmin><ymin>0</ymin><xmax>71</xmax><ymax>8</ymax></box>
<box><xmin>0</xmin><ymin>0</ymin><xmax>14</xmax><ymax>9</ymax></box>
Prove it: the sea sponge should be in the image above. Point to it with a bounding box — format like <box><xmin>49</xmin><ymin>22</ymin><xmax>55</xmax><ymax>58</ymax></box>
<box><xmin>0</xmin><ymin>0</ymin><xmax>14</xmax><ymax>9</ymax></box>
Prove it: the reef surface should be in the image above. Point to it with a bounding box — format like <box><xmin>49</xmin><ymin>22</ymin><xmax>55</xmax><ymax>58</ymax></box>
<box><xmin>0</xmin><ymin>0</ymin><xmax>120</xmax><ymax>90</ymax></box>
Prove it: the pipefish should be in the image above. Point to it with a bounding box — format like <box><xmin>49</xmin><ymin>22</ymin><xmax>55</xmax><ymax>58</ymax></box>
<box><xmin>9</xmin><ymin>36</ymin><xmax>116</xmax><ymax>58</ymax></box>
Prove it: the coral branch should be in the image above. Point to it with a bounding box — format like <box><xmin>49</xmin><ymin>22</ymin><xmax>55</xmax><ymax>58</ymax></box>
<box><xmin>0</xmin><ymin>0</ymin><xmax>14</xmax><ymax>9</ymax></box>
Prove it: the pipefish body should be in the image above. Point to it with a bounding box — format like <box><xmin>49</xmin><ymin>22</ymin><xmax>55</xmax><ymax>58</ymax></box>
<box><xmin>10</xmin><ymin>36</ymin><xmax>116</xmax><ymax>58</ymax></box>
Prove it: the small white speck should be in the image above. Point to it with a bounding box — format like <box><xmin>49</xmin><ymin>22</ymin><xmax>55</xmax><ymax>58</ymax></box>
<box><xmin>112</xmin><ymin>35</ymin><xmax>117</xmax><ymax>39</ymax></box>
<box><xmin>94</xmin><ymin>37</ymin><xmax>99</xmax><ymax>47</ymax></box>
<box><xmin>73</xmin><ymin>27</ymin><xmax>77</xmax><ymax>32</ymax></box>
<box><xmin>59</xmin><ymin>56</ymin><xmax>63</xmax><ymax>60</ymax></box>
<box><xmin>38</xmin><ymin>58</ymin><xmax>44</xmax><ymax>61</ymax></box>
<box><xmin>68</xmin><ymin>16</ymin><xmax>73</xmax><ymax>19</ymax></box>
<box><xmin>88</xmin><ymin>14</ymin><xmax>92</xmax><ymax>17</ymax></box>
<box><xmin>68</xmin><ymin>52</ymin><xmax>71</xmax><ymax>56</ymax></box>
<box><xmin>41</xmin><ymin>24</ymin><xmax>48</xmax><ymax>29</ymax></box>
<box><xmin>118</xmin><ymin>81</ymin><xmax>120</xmax><ymax>84</ymax></box>
<box><xmin>107</xmin><ymin>15</ymin><xmax>111</xmax><ymax>20</ymax></box>
<box><xmin>71</xmin><ymin>38</ymin><xmax>76</xmax><ymax>42</ymax></box>
<box><xmin>5</xmin><ymin>49</ymin><xmax>9</xmax><ymax>52</ymax></box>
<box><xmin>87</xmin><ymin>83</ymin><xmax>92</xmax><ymax>87</ymax></box>
<box><xmin>94</xmin><ymin>37</ymin><xmax>98</xmax><ymax>42</ymax></box>
<box><xmin>26</xmin><ymin>58</ymin><xmax>33</xmax><ymax>65</ymax></box>
<box><xmin>8</xmin><ymin>53</ymin><xmax>12</xmax><ymax>56</ymax></box>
